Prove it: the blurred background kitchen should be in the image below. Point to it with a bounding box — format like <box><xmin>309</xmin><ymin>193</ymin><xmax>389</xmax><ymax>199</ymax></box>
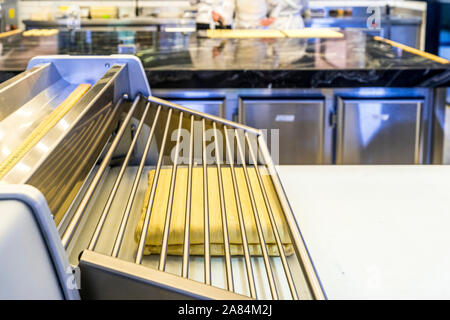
<box><xmin>0</xmin><ymin>0</ymin><xmax>449</xmax><ymax>166</ymax></box>
<box><xmin>5</xmin><ymin>0</ymin><xmax>434</xmax><ymax>50</ymax></box>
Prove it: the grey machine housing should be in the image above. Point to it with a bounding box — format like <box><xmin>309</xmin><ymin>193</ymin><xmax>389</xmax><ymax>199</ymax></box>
<box><xmin>0</xmin><ymin>55</ymin><xmax>150</xmax><ymax>299</ymax></box>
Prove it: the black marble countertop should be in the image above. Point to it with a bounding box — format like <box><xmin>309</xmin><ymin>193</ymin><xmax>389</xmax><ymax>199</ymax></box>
<box><xmin>0</xmin><ymin>29</ymin><xmax>449</xmax><ymax>88</ymax></box>
<box><xmin>23</xmin><ymin>17</ymin><xmax>196</xmax><ymax>29</ymax></box>
<box><xmin>22</xmin><ymin>15</ymin><xmax>421</xmax><ymax>29</ymax></box>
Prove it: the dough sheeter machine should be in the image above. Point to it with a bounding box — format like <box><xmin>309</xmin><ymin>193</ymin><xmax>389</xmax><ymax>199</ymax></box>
<box><xmin>0</xmin><ymin>55</ymin><xmax>325</xmax><ymax>300</ymax></box>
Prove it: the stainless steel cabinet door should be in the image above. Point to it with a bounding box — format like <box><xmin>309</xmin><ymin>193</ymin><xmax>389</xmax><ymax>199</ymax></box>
<box><xmin>336</xmin><ymin>98</ymin><xmax>423</xmax><ymax>164</ymax></box>
<box><xmin>240</xmin><ymin>99</ymin><xmax>325</xmax><ymax>165</ymax></box>
<box><xmin>168</xmin><ymin>99</ymin><xmax>224</xmax><ymax>117</ymax></box>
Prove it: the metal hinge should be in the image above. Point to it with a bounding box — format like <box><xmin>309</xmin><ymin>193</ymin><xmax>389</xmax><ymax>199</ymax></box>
<box><xmin>329</xmin><ymin>112</ymin><xmax>338</xmax><ymax>127</ymax></box>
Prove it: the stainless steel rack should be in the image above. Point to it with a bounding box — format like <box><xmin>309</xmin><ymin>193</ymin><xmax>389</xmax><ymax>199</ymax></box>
<box><xmin>60</xmin><ymin>94</ymin><xmax>325</xmax><ymax>300</ymax></box>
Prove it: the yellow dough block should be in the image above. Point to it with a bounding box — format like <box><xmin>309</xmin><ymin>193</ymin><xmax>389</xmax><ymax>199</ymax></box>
<box><xmin>0</xmin><ymin>83</ymin><xmax>91</xmax><ymax>179</ymax></box>
<box><xmin>374</xmin><ymin>36</ymin><xmax>449</xmax><ymax>64</ymax></box>
<box><xmin>135</xmin><ymin>166</ymin><xmax>294</xmax><ymax>257</ymax></box>
<box><xmin>23</xmin><ymin>29</ymin><xmax>59</xmax><ymax>37</ymax></box>
<box><xmin>0</xmin><ymin>29</ymin><xmax>22</xmax><ymax>38</ymax></box>
<box><xmin>206</xmin><ymin>28</ymin><xmax>343</xmax><ymax>39</ymax></box>
<box><xmin>281</xmin><ymin>28</ymin><xmax>344</xmax><ymax>39</ymax></box>
<box><xmin>207</xmin><ymin>29</ymin><xmax>285</xmax><ymax>39</ymax></box>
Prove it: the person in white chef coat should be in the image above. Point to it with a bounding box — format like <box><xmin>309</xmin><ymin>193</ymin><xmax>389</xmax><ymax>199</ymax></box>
<box><xmin>190</xmin><ymin>0</ymin><xmax>232</xmax><ymax>30</ymax></box>
<box><xmin>213</xmin><ymin>0</ymin><xmax>280</xmax><ymax>29</ymax></box>
<box><xmin>270</xmin><ymin>0</ymin><xmax>308</xmax><ymax>66</ymax></box>
<box><xmin>269</xmin><ymin>0</ymin><xmax>307</xmax><ymax>30</ymax></box>
<box><xmin>213</xmin><ymin>0</ymin><xmax>307</xmax><ymax>30</ymax></box>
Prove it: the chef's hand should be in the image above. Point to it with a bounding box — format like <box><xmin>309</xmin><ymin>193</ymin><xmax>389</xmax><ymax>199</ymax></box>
<box><xmin>212</xmin><ymin>11</ymin><xmax>224</xmax><ymax>24</ymax></box>
<box><xmin>260</xmin><ymin>17</ymin><xmax>275</xmax><ymax>27</ymax></box>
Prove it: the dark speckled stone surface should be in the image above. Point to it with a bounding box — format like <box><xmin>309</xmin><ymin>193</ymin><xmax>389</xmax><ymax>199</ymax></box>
<box><xmin>0</xmin><ymin>29</ymin><xmax>449</xmax><ymax>88</ymax></box>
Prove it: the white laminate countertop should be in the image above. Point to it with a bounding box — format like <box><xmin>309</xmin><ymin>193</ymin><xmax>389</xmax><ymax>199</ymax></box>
<box><xmin>277</xmin><ymin>165</ymin><xmax>450</xmax><ymax>300</ymax></box>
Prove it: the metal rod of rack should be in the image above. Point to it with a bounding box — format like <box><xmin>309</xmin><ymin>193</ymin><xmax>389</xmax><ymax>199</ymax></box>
<box><xmin>112</xmin><ymin>104</ymin><xmax>162</xmax><ymax>258</ymax></box>
<box><xmin>245</xmin><ymin>132</ymin><xmax>298</xmax><ymax>300</ymax></box>
<box><xmin>88</xmin><ymin>101</ymin><xmax>151</xmax><ymax>251</ymax></box>
<box><xmin>202</xmin><ymin>118</ymin><xmax>211</xmax><ymax>285</ymax></box>
<box><xmin>47</xmin><ymin>112</ymin><xmax>112</xmax><ymax>207</ymax></box>
<box><xmin>256</xmin><ymin>134</ymin><xmax>326</xmax><ymax>300</ymax></box>
<box><xmin>136</xmin><ymin>108</ymin><xmax>173</xmax><ymax>264</ymax></box>
<box><xmin>159</xmin><ymin>112</ymin><xmax>184</xmax><ymax>270</ymax></box>
<box><xmin>33</xmin><ymin>121</ymin><xmax>90</xmax><ymax>187</ymax></box>
<box><xmin>61</xmin><ymin>95</ymin><xmax>132</xmax><ymax>248</ymax></box>
<box><xmin>213</xmin><ymin>122</ymin><xmax>234</xmax><ymax>292</ymax></box>
<box><xmin>223</xmin><ymin>127</ymin><xmax>257</xmax><ymax>299</ymax></box>
<box><xmin>235</xmin><ymin>129</ymin><xmax>278</xmax><ymax>300</ymax></box>
<box><xmin>147</xmin><ymin>95</ymin><xmax>261</xmax><ymax>136</ymax></box>
<box><xmin>52</xmin><ymin>104</ymin><xmax>121</xmax><ymax>203</ymax></box>
<box><xmin>40</xmin><ymin>121</ymin><xmax>95</xmax><ymax>202</ymax></box>
<box><xmin>51</xmin><ymin>107</ymin><xmax>119</xmax><ymax>215</ymax></box>
<box><xmin>56</xmin><ymin>115</ymin><xmax>115</xmax><ymax>232</ymax></box>
<box><xmin>182</xmin><ymin>114</ymin><xmax>195</xmax><ymax>278</ymax></box>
